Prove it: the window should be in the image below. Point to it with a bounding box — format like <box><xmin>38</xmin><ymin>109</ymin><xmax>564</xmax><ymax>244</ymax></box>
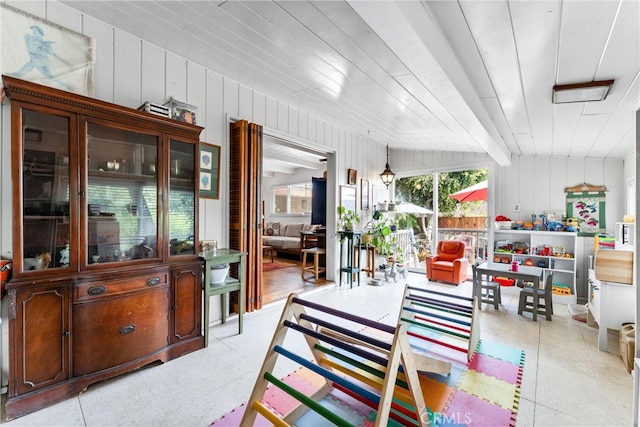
<box><xmin>272</xmin><ymin>183</ymin><xmax>312</xmax><ymax>214</ymax></box>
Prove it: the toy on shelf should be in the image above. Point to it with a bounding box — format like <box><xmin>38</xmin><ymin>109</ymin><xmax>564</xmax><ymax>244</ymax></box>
<box><xmin>552</xmin><ymin>283</ymin><xmax>572</xmax><ymax>296</ymax></box>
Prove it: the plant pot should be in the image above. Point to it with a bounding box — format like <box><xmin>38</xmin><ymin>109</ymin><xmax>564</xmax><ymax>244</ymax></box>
<box><xmin>210</xmin><ymin>264</ymin><xmax>229</xmax><ymax>284</ymax></box>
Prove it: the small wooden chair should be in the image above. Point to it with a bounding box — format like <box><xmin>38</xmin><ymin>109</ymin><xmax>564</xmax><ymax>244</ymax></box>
<box><xmin>518</xmin><ymin>272</ymin><xmax>554</xmax><ymax>321</ymax></box>
<box><xmin>472</xmin><ymin>263</ymin><xmax>501</xmax><ymax>309</ymax></box>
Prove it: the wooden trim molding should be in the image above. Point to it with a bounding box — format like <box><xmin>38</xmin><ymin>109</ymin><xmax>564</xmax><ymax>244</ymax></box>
<box><xmin>2</xmin><ymin>75</ymin><xmax>203</xmax><ymax>139</ymax></box>
<box><xmin>564</xmin><ymin>183</ymin><xmax>607</xmax><ymax>193</ymax></box>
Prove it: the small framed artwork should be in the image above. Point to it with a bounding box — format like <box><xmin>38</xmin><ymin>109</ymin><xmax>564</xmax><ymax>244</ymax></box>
<box><xmin>361</xmin><ymin>179</ymin><xmax>369</xmax><ymax>210</ymax></box>
<box><xmin>340</xmin><ymin>185</ymin><xmax>357</xmax><ymax>213</ymax></box>
<box><xmin>347</xmin><ymin>168</ymin><xmax>357</xmax><ymax>185</ymax></box>
<box><xmin>199</xmin><ymin>142</ymin><xmax>220</xmax><ymax>199</ymax></box>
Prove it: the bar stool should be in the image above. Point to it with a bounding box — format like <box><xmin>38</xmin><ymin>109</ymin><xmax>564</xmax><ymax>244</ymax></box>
<box><xmin>359</xmin><ymin>243</ymin><xmax>376</xmax><ymax>277</ymax></box>
<box><xmin>301</xmin><ymin>247</ymin><xmax>326</xmax><ymax>281</ymax></box>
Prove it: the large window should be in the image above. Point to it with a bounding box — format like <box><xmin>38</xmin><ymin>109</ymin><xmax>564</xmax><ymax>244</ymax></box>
<box><xmin>272</xmin><ymin>183</ymin><xmax>312</xmax><ymax>215</ymax></box>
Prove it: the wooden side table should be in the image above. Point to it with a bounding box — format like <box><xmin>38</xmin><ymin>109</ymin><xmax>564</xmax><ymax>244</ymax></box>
<box><xmin>300</xmin><ymin>231</ymin><xmax>319</xmax><ymax>249</ymax></box>
<box><xmin>199</xmin><ymin>249</ymin><xmax>246</xmax><ymax>347</ymax></box>
<box><xmin>262</xmin><ymin>245</ymin><xmax>274</xmax><ymax>262</ymax></box>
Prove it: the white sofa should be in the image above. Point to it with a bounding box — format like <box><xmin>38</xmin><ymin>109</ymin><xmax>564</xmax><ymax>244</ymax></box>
<box><xmin>262</xmin><ymin>222</ymin><xmax>316</xmax><ymax>256</ymax></box>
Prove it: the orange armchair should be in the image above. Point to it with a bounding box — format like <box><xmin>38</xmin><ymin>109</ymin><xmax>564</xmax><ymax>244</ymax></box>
<box><xmin>426</xmin><ymin>240</ymin><xmax>469</xmax><ymax>285</ymax></box>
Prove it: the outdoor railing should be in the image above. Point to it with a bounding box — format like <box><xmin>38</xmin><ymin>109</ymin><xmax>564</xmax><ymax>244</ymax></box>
<box><xmin>438</xmin><ymin>228</ymin><xmax>489</xmax><ymax>262</ymax></box>
<box><xmin>410</xmin><ymin>228</ymin><xmax>489</xmax><ymax>271</ymax></box>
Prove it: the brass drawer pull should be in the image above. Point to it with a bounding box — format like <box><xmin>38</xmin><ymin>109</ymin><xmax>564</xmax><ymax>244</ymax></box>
<box><xmin>147</xmin><ymin>277</ymin><xmax>161</xmax><ymax>286</ymax></box>
<box><xmin>88</xmin><ymin>286</ymin><xmax>106</xmax><ymax>295</ymax></box>
<box><xmin>120</xmin><ymin>324</ymin><xmax>136</xmax><ymax>335</ymax></box>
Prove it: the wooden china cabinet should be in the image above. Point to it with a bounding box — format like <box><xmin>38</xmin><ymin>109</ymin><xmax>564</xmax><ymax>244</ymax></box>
<box><xmin>2</xmin><ymin>76</ymin><xmax>204</xmax><ymax>420</ymax></box>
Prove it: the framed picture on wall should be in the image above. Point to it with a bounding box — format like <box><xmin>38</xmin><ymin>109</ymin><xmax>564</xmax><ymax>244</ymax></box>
<box><xmin>0</xmin><ymin>3</ymin><xmax>95</xmax><ymax>97</ymax></box>
<box><xmin>361</xmin><ymin>179</ymin><xmax>369</xmax><ymax>210</ymax></box>
<box><xmin>347</xmin><ymin>168</ymin><xmax>357</xmax><ymax>185</ymax></box>
<box><xmin>199</xmin><ymin>142</ymin><xmax>220</xmax><ymax>199</ymax></box>
<box><xmin>340</xmin><ymin>185</ymin><xmax>357</xmax><ymax>213</ymax></box>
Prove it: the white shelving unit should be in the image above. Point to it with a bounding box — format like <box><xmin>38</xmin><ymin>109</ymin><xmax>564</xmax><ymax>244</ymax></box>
<box><xmin>492</xmin><ymin>230</ymin><xmax>578</xmax><ymax>304</ymax></box>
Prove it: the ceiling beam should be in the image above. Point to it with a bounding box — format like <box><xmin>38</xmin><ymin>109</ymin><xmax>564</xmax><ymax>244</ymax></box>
<box><xmin>347</xmin><ymin>0</ymin><xmax>512</xmax><ymax>166</ymax></box>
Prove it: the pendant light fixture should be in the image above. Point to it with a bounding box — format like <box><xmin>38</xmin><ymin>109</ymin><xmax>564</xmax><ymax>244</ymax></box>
<box><xmin>379</xmin><ymin>144</ymin><xmax>395</xmax><ymax>188</ymax></box>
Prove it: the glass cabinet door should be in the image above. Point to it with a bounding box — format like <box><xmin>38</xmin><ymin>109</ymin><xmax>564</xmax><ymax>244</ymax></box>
<box><xmin>168</xmin><ymin>139</ymin><xmax>196</xmax><ymax>256</ymax></box>
<box><xmin>86</xmin><ymin>123</ymin><xmax>159</xmax><ymax>264</ymax></box>
<box><xmin>21</xmin><ymin>110</ymin><xmax>71</xmax><ymax>272</ymax></box>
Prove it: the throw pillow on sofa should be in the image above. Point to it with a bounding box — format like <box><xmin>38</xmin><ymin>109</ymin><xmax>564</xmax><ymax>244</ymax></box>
<box><xmin>284</xmin><ymin>223</ymin><xmax>304</xmax><ymax>237</ymax></box>
<box><xmin>265</xmin><ymin>222</ymin><xmax>280</xmax><ymax>236</ymax></box>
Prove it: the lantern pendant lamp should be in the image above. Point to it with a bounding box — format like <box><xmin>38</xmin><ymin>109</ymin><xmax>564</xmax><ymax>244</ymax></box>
<box><xmin>380</xmin><ymin>144</ymin><xmax>395</xmax><ymax>188</ymax></box>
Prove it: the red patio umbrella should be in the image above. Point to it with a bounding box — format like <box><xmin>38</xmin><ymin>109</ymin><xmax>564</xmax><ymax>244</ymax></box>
<box><xmin>449</xmin><ymin>180</ymin><xmax>488</xmax><ymax>202</ymax></box>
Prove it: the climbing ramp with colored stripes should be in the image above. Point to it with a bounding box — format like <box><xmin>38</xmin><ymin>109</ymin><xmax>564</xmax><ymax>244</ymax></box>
<box><xmin>237</xmin><ymin>293</ymin><xmax>453</xmax><ymax>426</ymax></box>
<box><xmin>212</xmin><ymin>288</ymin><xmax>524</xmax><ymax>427</ymax></box>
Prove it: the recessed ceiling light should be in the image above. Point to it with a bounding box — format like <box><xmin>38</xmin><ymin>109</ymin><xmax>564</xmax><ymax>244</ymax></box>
<box><xmin>552</xmin><ymin>80</ymin><xmax>614</xmax><ymax>104</ymax></box>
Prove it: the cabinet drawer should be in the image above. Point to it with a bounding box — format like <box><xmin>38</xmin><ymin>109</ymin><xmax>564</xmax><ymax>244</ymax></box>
<box><xmin>73</xmin><ymin>286</ymin><xmax>169</xmax><ymax>376</ymax></box>
<box><xmin>75</xmin><ymin>272</ymin><xmax>168</xmax><ymax>301</ymax></box>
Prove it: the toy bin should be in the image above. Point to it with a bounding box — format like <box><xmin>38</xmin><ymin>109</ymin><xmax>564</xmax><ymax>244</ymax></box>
<box><xmin>494</xmin><ymin>277</ymin><xmax>515</xmax><ymax>287</ymax></box>
<box><xmin>567</xmin><ymin>303</ymin><xmax>587</xmax><ymax>323</ymax></box>
<box><xmin>619</xmin><ymin>323</ymin><xmax>635</xmax><ymax>373</ymax></box>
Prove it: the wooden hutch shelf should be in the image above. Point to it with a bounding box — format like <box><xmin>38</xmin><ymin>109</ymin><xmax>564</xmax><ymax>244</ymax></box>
<box><xmin>2</xmin><ymin>75</ymin><xmax>205</xmax><ymax>420</ymax></box>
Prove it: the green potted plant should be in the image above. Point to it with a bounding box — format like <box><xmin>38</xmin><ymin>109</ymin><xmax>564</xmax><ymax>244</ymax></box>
<box><xmin>362</xmin><ymin>210</ymin><xmax>395</xmax><ymax>256</ymax></box>
<box><xmin>337</xmin><ymin>205</ymin><xmax>360</xmax><ymax>231</ymax></box>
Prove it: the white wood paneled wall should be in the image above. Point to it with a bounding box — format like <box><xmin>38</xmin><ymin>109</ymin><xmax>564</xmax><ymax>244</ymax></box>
<box><xmin>0</xmin><ymin>0</ymin><xmax>385</xmax><ymax>258</ymax></box>
<box><xmin>0</xmin><ymin>0</ymin><xmax>633</xmax><ymax>296</ymax></box>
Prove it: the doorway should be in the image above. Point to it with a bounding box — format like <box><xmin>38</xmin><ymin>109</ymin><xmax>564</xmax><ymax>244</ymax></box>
<box><xmin>394</xmin><ymin>169</ymin><xmax>489</xmax><ymax>274</ymax></box>
<box><xmin>261</xmin><ymin>133</ymin><xmax>334</xmax><ymax>304</ymax></box>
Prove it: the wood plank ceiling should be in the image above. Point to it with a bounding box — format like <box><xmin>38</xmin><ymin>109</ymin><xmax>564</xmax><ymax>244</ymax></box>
<box><xmin>61</xmin><ymin>0</ymin><xmax>639</xmax><ymax>169</ymax></box>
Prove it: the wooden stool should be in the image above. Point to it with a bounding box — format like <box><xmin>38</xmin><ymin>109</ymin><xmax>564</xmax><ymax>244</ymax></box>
<box><xmin>262</xmin><ymin>245</ymin><xmax>274</xmax><ymax>262</ymax></box>
<box><xmin>301</xmin><ymin>247</ymin><xmax>326</xmax><ymax>281</ymax></box>
<box><xmin>359</xmin><ymin>244</ymin><xmax>376</xmax><ymax>277</ymax></box>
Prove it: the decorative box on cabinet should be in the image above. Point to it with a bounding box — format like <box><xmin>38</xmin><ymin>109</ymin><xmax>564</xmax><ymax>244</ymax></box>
<box><xmin>2</xmin><ymin>75</ymin><xmax>205</xmax><ymax>420</ymax></box>
<box><xmin>493</xmin><ymin>230</ymin><xmax>578</xmax><ymax>304</ymax></box>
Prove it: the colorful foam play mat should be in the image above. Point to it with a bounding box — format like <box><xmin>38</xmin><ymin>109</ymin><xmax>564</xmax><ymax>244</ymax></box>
<box><xmin>212</xmin><ymin>289</ymin><xmax>524</xmax><ymax>427</ymax></box>
<box><xmin>211</xmin><ymin>337</ymin><xmax>524</xmax><ymax>426</ymax></box>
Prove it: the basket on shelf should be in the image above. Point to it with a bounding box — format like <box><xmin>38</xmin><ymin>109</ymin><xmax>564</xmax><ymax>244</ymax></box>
<box><xmin>495</xmin><ymin>221</ymin><xmax>513</xmax><ymax>230</ymax></box>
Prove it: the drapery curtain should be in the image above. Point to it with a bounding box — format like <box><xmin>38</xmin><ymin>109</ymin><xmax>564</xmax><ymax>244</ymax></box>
<box><xmin>229</xmin><ymin>120</ymin><xmax>263</xmax><ymax>312</ymax></box>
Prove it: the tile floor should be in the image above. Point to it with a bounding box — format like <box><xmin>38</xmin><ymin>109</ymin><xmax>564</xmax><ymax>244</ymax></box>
<box><xmin>1</xmin><ymin>272</ymin><xmax>634</xmax><ymax>426</ymax></box>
